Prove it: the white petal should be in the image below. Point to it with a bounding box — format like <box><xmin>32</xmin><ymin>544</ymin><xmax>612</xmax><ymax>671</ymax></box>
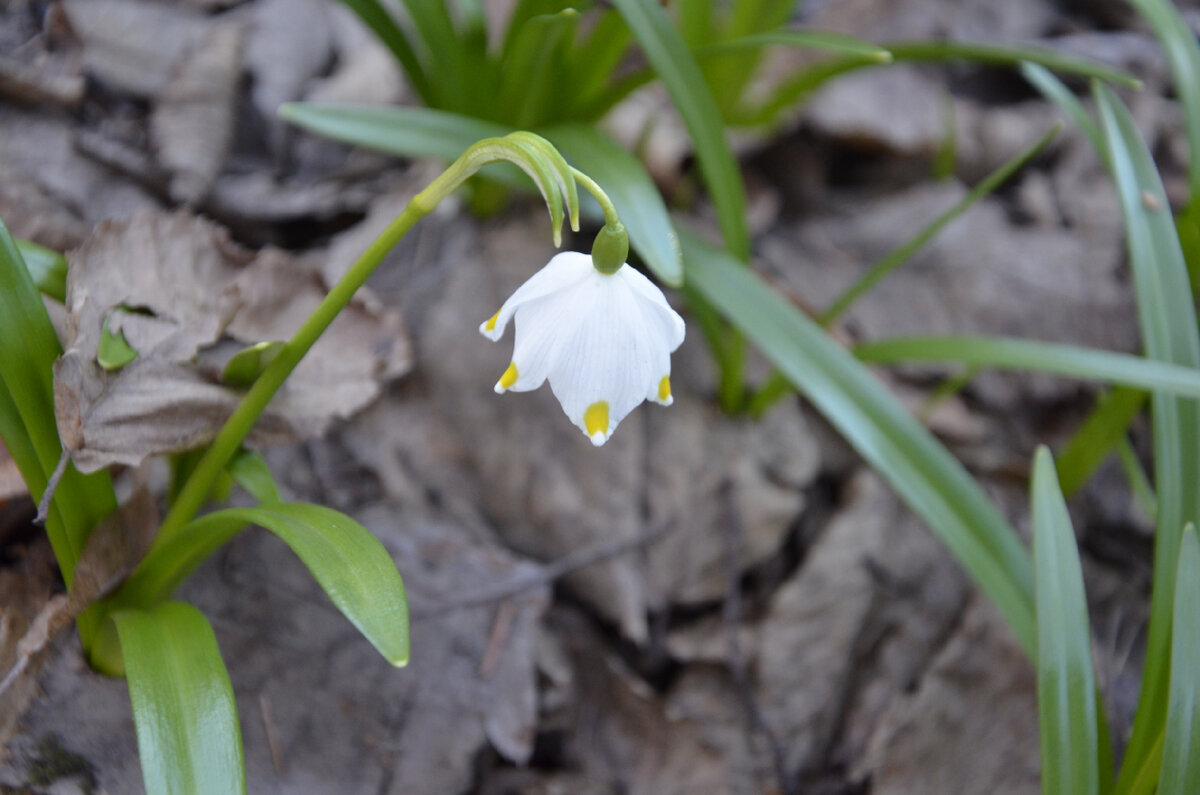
<box><xmin>616</xmin><ymin>265</ymin><xmax>686</xmax><ymax>352</ymax></box>
<box><xmin>478</xmin><ymin>251</ymin><xmax>592</xmax><ymax>340</ymax></box>
<box><xmin>497</xmin><ymin>287</ymin><xmax>588</xmax><ymax>392</ymax></box>
<box><xmin>547</xmin><ymin>272</ymin><xmax>660</xmax><ymax>443</ymax></box>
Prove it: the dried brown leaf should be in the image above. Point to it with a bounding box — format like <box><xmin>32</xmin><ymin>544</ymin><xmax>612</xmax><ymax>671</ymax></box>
<box><xmin>151</xmin><ymin>20</ymin><xmax>245</xmax><ymax>204</ymax></box>
<box><xmin>62</xmin><ymin>0</ymin><xmax>207</xmax><ymax>98</ymax></box>
<box><xmin>55</xmin><ymin>210</ymin><xmax>411</xmax><ymax>473</ymax></box>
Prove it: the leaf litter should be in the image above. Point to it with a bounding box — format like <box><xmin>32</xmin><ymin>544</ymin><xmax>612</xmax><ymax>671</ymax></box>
<box><xmin>55</xmin><ymin>209</ymin><xmax>411</xmax><ymax>474</ymax></box>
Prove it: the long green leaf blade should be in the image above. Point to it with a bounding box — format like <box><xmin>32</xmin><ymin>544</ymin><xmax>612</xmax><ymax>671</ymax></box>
<box><xmin>280</xmin><ymin>102</ymin><xmax>509</xmax><ymax>162</ymax></box>
<box><xmin>698</xmin><ymin>29</ymin><xmax>892</xmax><ymax>62</ymax></box>
<box><xmin>543</xmin><ymin>123</ymin><xmax>682</xmax><ymax>285</ymax></box>
<box><xmin>1097</xmin><ymin>84</ymin><xmax>1200</xmax><ymax>794</ymax></box>
<box><xmin>1160</xmin><ymin>524</ymin><xmax>1200</xmax><ymax>794</ymax></box>
<box><xmin>610</xmin><ymin>0</ymin><xmax>749</xmax><ymax>258</ymax></box>
<box><xmin>823</xmin><ymin>126</ymin><xmax>1058</xmax><ymax>324</ymax></box>
<box><xmin>853</xmin><ymin>334</ymin><xmax>1200</xmax><ymax>398</ymax></box>
<box><xmin>336</xmin><ymin>0</ymin><xmax>432</xmax><ymax>104</ymax></box>
<box><xmin>117</xmin><ymin>502</ymin><xmax>409</xmax><ymax>666</ymax></box>
<box><xmin>682</xmin><ymin>226</ymin><xmax>1036</xmax><ymax>654</ymax></box>
<box><xmin>752</xmin><ymin>39</ymin><xmax>1140</xmax><ymax>127</ymax></box>
<box><xmin>1057</xmin><ymin>388</ymin><xmax>1148</xmax><ymax>498</ymax></box>
<box><xmin>114</xmin><ymin>602</ymin><xmax>246</xmax><ymax>795</ymax></box>
<box><xmin>0</xmin><ymin>219</ymin><xmax>115</xmax><ymax>584</ymax></box>
<box><xmin>1032</xmin><ymin>446</ymin><xmax>1100</xmax><ymax>795</ymax></box>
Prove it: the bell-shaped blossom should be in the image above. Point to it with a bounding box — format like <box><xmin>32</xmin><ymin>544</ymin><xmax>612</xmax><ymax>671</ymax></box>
<box><xmin>480</xmin><ymin>251</ymin><xmax>685</xmax><ymax>445</ymax></box>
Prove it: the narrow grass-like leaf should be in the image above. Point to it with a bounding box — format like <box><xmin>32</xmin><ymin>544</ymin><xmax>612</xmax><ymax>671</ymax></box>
<box><xmin>115</xmin><ymin>503</ymin><xmax>409</xmax><ymax>666</ymax></box>
<box><xmin>280</xmin><ymin>102</ymin><xmax>508</xmax><ymax>162</ymax></box>
<box><xmin>1159</xmin><ymin>524</ymin><xmax>1200</xmax><ymax>794</ymax></box>
<box><xmin>748</xmin><ymin>39</ymin><xmax>1139</xmax><ymax>126</ymax></box>
<box><xmin>682</xmin><ymin>226</ymin><xmax>1036</xmax><ymax>654</ymax></box>
<box><xmin>1116</xmin><ymin>436</ymin><xmax>1159</xmax><ymax>523</ymax></box>
<box><xmin>0</xmin><ymin>219</ymin><xmax>115</xmax><ymax>584</ymax></box>
<box><xmin>496</xmin><ymin>9</ymin><xmax>578</xmax><ymax>128</ymax></box>
<box><xmin>1098</xmin><ymin>84</ymin><xmax>1200</xmax><ymax>795</ymax></box>
<box><xmin>1057</xmin><ymin>388</ymin><xmax>1147</xmax><ymax>497</ymax></box>
<box><xmin>227</xmin><ymin>449</ymin><xmax>281</xmax><ymax>504</ymax></box>
<box><xmin>1032</xmin><ymin>446</ymin><xmax>1100</xmax><ymax>795</ymax></box>
<box><xmin>1021</xmin><ymin>62</ymin><xmax>1104</xmax><ymax>155</ymax></box>
<box><xmin>854</xmin><ymin>334</ymin><xmax>1200</xmax><ymax>397</ymax></box>
<box><xmin>336</xmin><ymin>0</ymin><xmax>432</xmax><ymax>103</ymax></box>
<box><xmin>1127</xmin><ymin>0</ymin><xmax>1200</xmax><ymax>292</ymax></box>
<box><xmin>563</xmin><ymin>10</ymin><xmax>632</xmax><ymax>119</ymax></box>
<box><xmin>543</xmin><ymin>123</ymin><xmax>682</xmax><ymax>285</ymax></box>
<box><xmin>115</xmin><ymin>603</ymin><xmax>246</xmax><ymax>795</ymax></box>
<box><xmin>697</xmin><ymin>29</ymin><xmax>892</xmax><ymax>63</ymax></box>
<box><xmin>15</xmin><ymin>238</ymin><xmax>67</xmax><ymax>302</ymax></box>
<box><xmin>1128</xmin><ymin>0</ymin><xmax>1200</xmax><ymax>198</ymax></box>
<box><xmin>399</xmin><ymin>0</ymin><xmax>467</xmax><ymax>111</ymax></box>
<box><xmin>823</xmin><ymin>125</ymin><xmax>1058</xmax><ymax>324</ymax></box>
<box><xmin>610</xmin><ymin>0</ymin><xmax>749</xmax><ymax>259</ymax></box>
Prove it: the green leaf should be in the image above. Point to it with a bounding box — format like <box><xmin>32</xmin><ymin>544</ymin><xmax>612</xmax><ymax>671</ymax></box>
<box><xmin>97</xmin><ymin>314</ymin><xmax>139</xmax><ymax>370</ymax></box>
<box><xmin>496</xmin><ymin>9</ymin><xmax>578</xmax><ymax>129</ymax></box>
<box><xmin>1128</xmin><ymin>0</ymin><xmax>1200</xmax><ymax>199</ymax></box>
<box><xmin>227</xmin><ymin>449</ymin><xmax>281</xmax><ymax>504</ymax></box>
<box><xmin>543</xmin><ymin>123</ymin><xmax>682</xmax><ymax>285</ymax></box>
<box><xmin>823</xmin><ymin>125</ymin><xmax>1058</xmax><ymax>324</ymax></box>
<box><xmin>15</xmin><ymin>238</ymin><xmax>67</xmax><ymax>302</ymax></box>
<box><xmin>681</xmin><ymin>226</ymin><xmax>1036</xmax><ymax>655</ymax></box>
<box><xmin>335</xmin><ymin>0</ymin><xmax>432</xmax><ymax>104</ymax></box>
<box><xmin>610</xmin><ymin>0</ymin><xmax>750</xmax><ymax>259</ymax></box>
<box><xmin>114</xmin><ymin>602</ymin><xmax>246</xmax><ymax>795</ymax></box>
<box><xmin>279</xmin><ymin>102</ymin><xmax>533</xmax><ymax>190</ymax></box>
<box><xmin>1021</xmin><ymin>62</ymin><xmax>1105</xmax><ymax>156</ymax></box>
<box><xmin>1097</xmin><ymin>84</ymin><xmax>1200</xmax><ymax>795</ymax></box>
<box><xmin>221</xmin><ymin>341</ymin><xmax>286</xmax><ymax>388</ymax></box>
<box><xmin>1160</xmin><ymin>525</ymin><xmax>1200</xmax><ymax>794</ymax></box>
<box><xmin>853</xmin><ymin>335</ymin><xmax>1200</xmax><ymax>398</ymax></box>
<box><xmin>1056</xmin><ymin>388</ymin><xmax>1148</xmax><ymax>498</ymax></box>
<box><xmin>750</xmin><ymin>39</ymin><xmax>1140</xmax><ymax>127</ymax></box>
<box><xmin>397</xmin><ymin>0</ymin><xmax>468</xmax><ymax>110</ymax></box>
<box><xmin>0</xmin><ymin>219</ymin><xmax>115</xmax><ymax>586</ymax></box>
<box><xmin>697</xmin><ymin>29</ymin><xmax>892</xmax><ymax>63</ymax></box>
<box><xmin>116</xmin><ymin>502</ymin><xmax>409</xmax><ymax>666</ymax></box>
<box><xmin>1031</xmin><ymin>446</ymin><xmax>1100</xmax><ymax>795</ymax></box>
<box><xmin>280</xmin><ymin>102</ymin><xmax>509</xmax><ymax>162</ymax></box>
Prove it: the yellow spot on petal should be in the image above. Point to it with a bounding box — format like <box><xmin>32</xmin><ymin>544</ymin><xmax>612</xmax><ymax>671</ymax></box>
<box><xmin>499</xmin><ymin>362</ymin><xmax>518</xmax><ymax>390</ymax></box>
<box><xmin>657</xmin><ymin>375</ymin><xmax>672</xmax><ymax>402</ymax></box>
<box><xmin>584</xmin><ymin>401</ymin><xmax>609</xmax><ymax>438</ymax></box>
<box><xmin>484</xmin><ymin>310</ymin><xmax>500</xmax><ymax>332</ymax></box>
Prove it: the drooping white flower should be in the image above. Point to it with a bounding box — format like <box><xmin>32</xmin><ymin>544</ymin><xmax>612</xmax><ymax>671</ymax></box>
<box><xmin>479</xmin><ymin>251</ymin><xmax>685</xmax><ymax>445</ymax></box>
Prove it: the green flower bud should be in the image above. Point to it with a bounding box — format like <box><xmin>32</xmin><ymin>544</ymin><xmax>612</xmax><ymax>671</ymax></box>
<box><xmin>591</xmin><ymin>222</ymin><xmax>629</xmax><ymax>275</ymax></box>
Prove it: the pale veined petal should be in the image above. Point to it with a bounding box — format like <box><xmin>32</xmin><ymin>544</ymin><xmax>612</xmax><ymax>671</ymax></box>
<box><xmin>616</xmin><ymin>265</ymin><xmax>686</xmax><ymax>352</ymax></box>
<box><xmin>479</xmin><ymin>251</ymin><xmax>592</xmax><ymax>340</ymax></box>
<box><xmin>548</xmin><ymin>274</ymin><xmax>659</xmax><ymax>444</ymax></box>
<box><xmin>496</xmin><ymin>287</ymin><xmax>589</xmax><ymax>393</ymax></box>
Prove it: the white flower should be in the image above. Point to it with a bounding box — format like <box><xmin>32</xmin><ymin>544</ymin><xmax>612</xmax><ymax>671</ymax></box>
<box><xmin>479</xmin><ymin>251</ymin><xmax>685</xmax><ymax>446</ymax></box>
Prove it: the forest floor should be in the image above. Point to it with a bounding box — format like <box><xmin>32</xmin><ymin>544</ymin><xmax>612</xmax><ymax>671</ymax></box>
<box><xmin>0</xmin><ymin>0</ymin><xmax>1190</xmax><ymax>792</ymax></box>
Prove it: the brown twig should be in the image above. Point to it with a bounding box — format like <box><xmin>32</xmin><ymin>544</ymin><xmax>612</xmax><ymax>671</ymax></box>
<box><xmin>411</xmin><ymin>521</ymin><xmax>675</xmax><ymax>619</ymax></box>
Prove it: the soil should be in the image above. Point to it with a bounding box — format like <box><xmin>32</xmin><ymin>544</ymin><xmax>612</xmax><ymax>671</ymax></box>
<box><xmin>0</xmin><ymin>0</ymin><xmax>1188</xmax><ymax>792</ymax></box>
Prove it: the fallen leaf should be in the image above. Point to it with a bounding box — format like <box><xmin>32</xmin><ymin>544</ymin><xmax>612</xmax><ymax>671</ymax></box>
<box><xmin>151</xmin><ymin>19</ymin><xmax>246</xmax><ymax>204</ymax></box>
<box><xmin>61</xmin><ymin>0</ymin><xmax>207</xmax><ymax>98</ymax></box>
<box><xmin>56</xmin><ymin>210</ymin><xmax>412</xmax><ymax>473</ymax></box>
